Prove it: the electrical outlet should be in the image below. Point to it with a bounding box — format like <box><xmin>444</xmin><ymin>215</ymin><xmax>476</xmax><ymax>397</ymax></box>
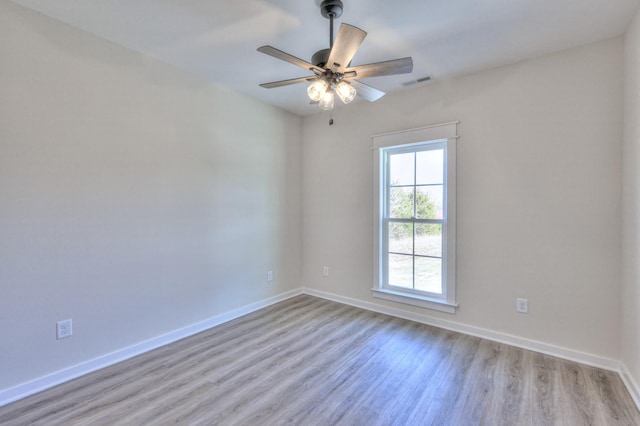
<box><xmin>516</xmin><ymin>298</ymin><xmax>528</xmax><ymax>314</ymax></box>
<box><xmin>57</xmin><ymin>319</ymin><xmax>73</xmax><ymax>339</ymax></box>
<box><xmin>267</xmin><ymin>271</ymin><xmax>273</xmax><ymax>282</ymax></box>
<box><xmin>323</xmin><ymin>266</ymin><xmax>329</xmax><ymax>277</ymax></box>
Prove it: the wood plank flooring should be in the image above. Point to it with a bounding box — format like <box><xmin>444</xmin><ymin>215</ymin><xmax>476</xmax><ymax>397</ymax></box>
<box><xmin>1</xmin><ymin>295</ymin><xmax>638</xmax><ymax>425</ymax></box>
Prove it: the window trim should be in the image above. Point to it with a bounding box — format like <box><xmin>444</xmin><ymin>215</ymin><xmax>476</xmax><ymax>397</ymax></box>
<box><xmin>372</xmin><ymin>122</ymin><xmax>458</xmax><ymax>314</ymax></box>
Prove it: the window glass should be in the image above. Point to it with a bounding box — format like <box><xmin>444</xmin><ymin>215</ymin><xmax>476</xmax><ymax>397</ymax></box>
<box><xmin>415</xmin><ymin>186</ymin><xmax>443</xmax><ymax>219</ymax></box>
<box><xmin>415</xmin><ymin>224</ymin><xmax>442</xmax><ymax>257</ymax></box>
<box><xmin>414</xmin><ymin>257</ymin><xmax>442</xmax><ymax>294</ymax></box>
<box><xmin>389</xmin><ymin>153</ymin><xmax>415</xmax><ymax>186</ymax></box>
<box><xmin>416</xmin><ymin>149</ymin><xmax>443</xmax><ymax>185</ymax></box>
<box><xmin>388</xmin><ymin>254</ymin><xmax>413</xmax><ymax>288</ymax></box>
<box><xmin>382</xmin><ymin>143</ymin><xmax>449</xmax><ymax>298</ymax></box>
<box><xmin>389</xmin><ymin>187</ymin><xmax>415</xmax><ymax>219</ymax></box>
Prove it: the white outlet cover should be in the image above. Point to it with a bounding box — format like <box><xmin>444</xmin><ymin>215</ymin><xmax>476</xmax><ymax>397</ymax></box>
<box><xmin>516</xmin><ymin>298</ymin><xmax>528</xmax><ymax>313</ymax></box>
<box><xmin>57</xmin><ymin>319</ymin><xmax>73</xmax><ymax>339</ymax></box>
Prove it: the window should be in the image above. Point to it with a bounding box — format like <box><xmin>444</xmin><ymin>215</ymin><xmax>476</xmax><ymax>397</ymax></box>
<box><xmin>372</xmin><ymin>123</ymin><xmax>457</xmax><ymax>314</ymax></box>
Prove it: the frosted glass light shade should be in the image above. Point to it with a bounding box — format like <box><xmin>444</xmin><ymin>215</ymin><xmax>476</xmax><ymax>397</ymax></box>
<box><xmin>307</xmin><ymin>79</ymin><xmax>328</xmax><ymax>102</ymax></box>
<box><xmin>336</xmin><ymin>81</ymin><xmax>356</xmax><ymax>104</ymax></box>
<box><xmin>319</xmin><ymin>91</ymin><xmax>334</xmax><ymax>110</ymax></box>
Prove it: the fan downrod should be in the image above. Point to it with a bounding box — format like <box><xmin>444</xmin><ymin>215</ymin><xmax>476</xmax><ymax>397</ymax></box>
<box><xmin>320</xmin><ymin>0</ymin><xmax>343</xmax><ymax>19</ymax></box>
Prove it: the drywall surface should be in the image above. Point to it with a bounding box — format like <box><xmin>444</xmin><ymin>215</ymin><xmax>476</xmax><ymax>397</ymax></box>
<box><xmin>0</xmin><ymin>1</ymin><xmax>302</xmax><ymax>390</ymax></box>
<box><xmin>302</xmin><ymin>37</ymin><xmax>623</xmax><ymax>359</ymax></box>
<box><xmin>622</xmin><ymin>5</ymin><xmax>640</xmax><ymax>392</ymax></box>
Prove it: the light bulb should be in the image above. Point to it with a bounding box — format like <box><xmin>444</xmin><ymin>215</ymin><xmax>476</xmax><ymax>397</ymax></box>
<box><xmin>336</xmin><ymin>81</ymin><xmax>356</xmax><ymax>104</ymax></box>
<box><xmin>319</xmin><ymin>90</ymin><xmax>334</xmax><ymax>110</ymax></box>
<box><xmin>307</xmin><ymin>79</ymin><xmax>328</xmax><ymax>102</ymax></box>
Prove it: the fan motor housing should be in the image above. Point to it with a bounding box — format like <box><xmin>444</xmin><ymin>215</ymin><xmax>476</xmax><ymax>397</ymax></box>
<box><xmin>312</xmin><ymin>48</ymin><xmax>331</xmax><ymax>68</ymax></box>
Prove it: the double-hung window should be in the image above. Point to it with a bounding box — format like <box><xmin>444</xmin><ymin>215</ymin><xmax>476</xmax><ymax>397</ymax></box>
<box><xmin>372</xmin><ymin>123</ymin><xmax>458</xmax><ymax>313</ymax></box>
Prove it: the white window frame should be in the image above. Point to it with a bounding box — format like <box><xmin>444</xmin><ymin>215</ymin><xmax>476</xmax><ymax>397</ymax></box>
<box><xmin>372</xmin><ymin>122</ymin><xmax>458</xmax><ymax>314</ymax></box>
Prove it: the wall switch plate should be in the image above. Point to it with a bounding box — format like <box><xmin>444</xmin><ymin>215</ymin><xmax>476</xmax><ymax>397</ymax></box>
<box><xmin>323</xmin><ymin>266</ymin><xmax>329</xmax><ymax>277</ymax></box>
<box><xmin>516</xmin><ymin>298</ymin><xmax>528</xmax><ymax>313</ymax></box>
<box><xmin>57</xmin><ymin>319</ymin><xmax>73</xmax><ymax>339</ymax></box>
<box><xmin>267</xmin><ymin>271</ymin><xmax>273</xmax><ymax>282</ymax></box>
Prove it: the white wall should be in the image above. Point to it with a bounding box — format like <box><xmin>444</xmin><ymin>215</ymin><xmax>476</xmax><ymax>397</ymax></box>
<box><xmin>622</xmin><ymin>5</ymin><xmax>640</xmax><ymax>395</ymax></box>
<box><xmin>303</xmin><ymin>37</ymin><xmax>623</xmax><ymax>360</ymax></box>
<box><xmin>0</xmin><ymin>1</ymin><xmax>302</xmax><ymax>391</ymax></box>
<box><xmin>0</xmin><ymin>0</ymin><xmax>632</xmax><ymax>402</ymax></box>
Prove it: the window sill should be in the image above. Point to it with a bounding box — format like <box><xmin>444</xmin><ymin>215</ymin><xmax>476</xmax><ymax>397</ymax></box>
<box><xmin>371</xmin><ymin>288</ymin><xmax>458</xmax><ymax>314</ymax></box>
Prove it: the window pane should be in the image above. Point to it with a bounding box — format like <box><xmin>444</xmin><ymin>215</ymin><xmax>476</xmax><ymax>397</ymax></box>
<box><xmin>389</xmin><ymin>223</ymin><xmax>413</xmax><ymax>254</ymax></box>
<box><xmin>416</xmin><ymin>185</ymin><xmax>443</xmax><ymax>219</ymax></box>
<box><xmin>388</xmin><ymin>254</ymin><xmax>413</xmax><ymax>288</ymax></box>
<box><xmin>389</xmin><ymin>187</ymin><xmax>414</xmax><ymax>218</ymax></box>
<box><xmin>415</xmin><ymin>224</ymin><xmax>442</xmax><ymax>257</ymax></box>
<box><xmin>416</xmin><ymin>149</ymin><xmax>443</xmax><ymax>185</ymax></box>
<box><xmin>415</xmin><ymin>257</ymin><xmax>442</xmax><ymax>294</ymax></box>
<box><xmin>379</xmin><ymin>138</ymin><xmax>454</xmax><ymax>304</ymax></box>
<box><xmin>389</xmin><ymin>153</ymin><xmax>414</xmax><ymax>186</ymax></box>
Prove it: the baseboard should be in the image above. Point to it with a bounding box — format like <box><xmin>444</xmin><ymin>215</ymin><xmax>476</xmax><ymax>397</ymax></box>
<box><xmin>620</xmin><ymin>362</ymin><xmax>640</xmax><ymax>411</ymax></box>
<box><xmin>302</xmin><ymin>288</ymin><xmax>620</xmax><ymax>372</ymax></box>
<box><xmin>2</xmin><ymin>287</ymin><xmax>633</xmax><ymax>410</ymax></box>
<box><xmin>0</xmin><ymin>288</ymin><xmax>304</xmax><ymax>407</ymax></box>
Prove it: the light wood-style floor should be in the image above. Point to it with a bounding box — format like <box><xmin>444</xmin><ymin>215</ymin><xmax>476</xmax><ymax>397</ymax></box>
<box><xmin>1</xmin><ymin>295</ymin><xmax>638</xmax><ymax>425</ymax></box>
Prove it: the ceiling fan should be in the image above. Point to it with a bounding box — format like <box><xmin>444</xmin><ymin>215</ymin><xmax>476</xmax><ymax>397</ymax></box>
<box><xmin>257</xmin><ymin>0</ymin><xmax>413</xmax><ymax>111</ymax></box>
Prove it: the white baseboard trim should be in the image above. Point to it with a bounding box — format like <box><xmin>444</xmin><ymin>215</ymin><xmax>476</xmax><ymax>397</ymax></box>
<box><xmin>4</xmin><ymin>287</ymin><xmax>636</xmax><ymax>412</ymax></box>
<box><xmin>620</xmin><ymin>362</ymin><xmax>640</xmax><ymax>411</ymax></box>
<box><xmin>0</xmin><ymin>288</ymin><xmax>304</xmax><ymax>407</ymax></box>
<box><xmin>302</xmin><ymin>288</ymin><xmax>620</xmax><ymax>372</ymax></box>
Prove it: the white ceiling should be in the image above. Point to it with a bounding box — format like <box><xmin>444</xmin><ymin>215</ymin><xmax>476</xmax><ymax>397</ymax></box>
<box><xmin>11</xmin><ymin>0</ymin><xmax>640</xmax><ymax>116</ymax></box>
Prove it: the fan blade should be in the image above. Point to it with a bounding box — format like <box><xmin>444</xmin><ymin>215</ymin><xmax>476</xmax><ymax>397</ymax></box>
<box><xmin>257</xmin><ymin>46</ymin><xmax>324</xmax><ymax>74</ymax></box>
<box><xmin>325</xmin><ymin>24</ymin><xmax>367</xmax><ymax>72</ymax></box>
<box><xmin>260</xmin><ymin>76</ymin><xmax>318</xmax><ymax>89</ymax></box>
<box><xmin>350</xmin><ymin>80</ymin><xmax>385</xmax><ymax>102</ymax></box>
<box><xmin>345</xmin><ymin>57</ymin><xmax>413</xmax><ymax>79</ymax></box>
